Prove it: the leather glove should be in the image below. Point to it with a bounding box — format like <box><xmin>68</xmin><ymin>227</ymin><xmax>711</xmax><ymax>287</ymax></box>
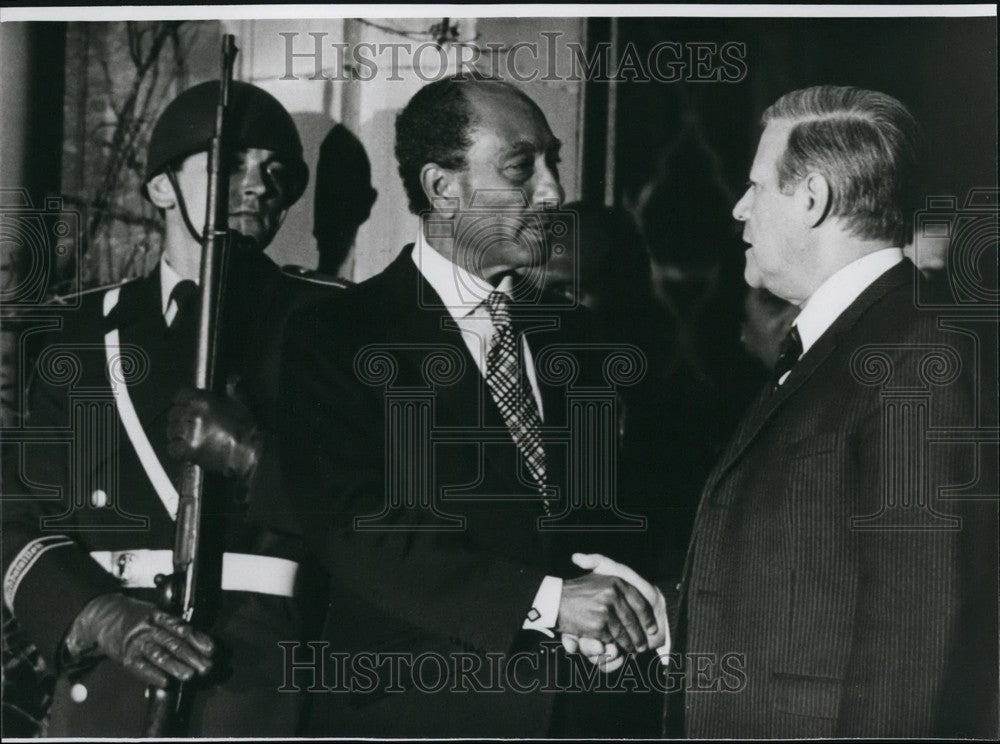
<box><xmin>64</xmin><ymin>593</ymin><xmax>215</xmax><ymax>688</ymax></box>
<box><xmin>167</xmin><ymin>386</ymin><xmax>262</xmax><ymax>483</ymax></box>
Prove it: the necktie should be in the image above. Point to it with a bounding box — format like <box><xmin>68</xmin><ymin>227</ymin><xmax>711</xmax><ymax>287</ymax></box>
<box><xmin>771</xmin><ymin>324</ymin><xmax>803</xmax><ymax>390</ymax></box>
<box><xmin>168</xmin><ymin>280</ymin><xmax>199</xmax><ymax>378</ymax></box>
<box><xmin>484</xmin><ymin>290</ymin><xmax>551</xmax><ymax>516</ymax></box>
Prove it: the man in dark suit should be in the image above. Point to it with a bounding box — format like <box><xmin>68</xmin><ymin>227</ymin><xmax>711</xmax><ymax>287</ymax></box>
<box><xmin>279</xmin><ymin>74</ymin><xmax>660</xmax><ymax>737</ymax></box>
<box><xmin>2</xmin><ymin>80</ymin><xmax>345</xmax><ymax>736</ymax></box>
<box><xmin>577</xmin><ymin>85</ymin><xmax>998</xmax><ymax>737</ymax></box>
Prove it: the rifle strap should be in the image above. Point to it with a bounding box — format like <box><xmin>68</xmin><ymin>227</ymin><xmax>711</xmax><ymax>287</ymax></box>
<box><xmin>103</xmin><ymin>286</ymin><xmax>180</xmax><ymax>520</ymax></box>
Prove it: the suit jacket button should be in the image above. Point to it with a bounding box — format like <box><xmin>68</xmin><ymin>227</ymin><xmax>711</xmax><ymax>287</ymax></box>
<box><xmin>70</xmin><ymin>683</ymin><xmax>88</xmax><ymax>703</ymax></box>
<box><xmin>90</xmin><ymin>489</ymin><xmax>108</xmax><ymax>508</ymax></box>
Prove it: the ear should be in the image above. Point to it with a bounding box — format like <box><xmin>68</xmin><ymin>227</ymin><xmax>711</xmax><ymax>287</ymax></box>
<box><xmin>798</xmin><ymin>172</ymin><xmax>831</xmax><ymax>228</ymax></box>
<box><xmin>146</xmin><ymin>172</ymin><xmax>177</xmax><ymax>210</ymax></box>
<box><xmin>419</xmin><ymin>163</ymin><xmax>458</xmax><ymax>218</ymax></box>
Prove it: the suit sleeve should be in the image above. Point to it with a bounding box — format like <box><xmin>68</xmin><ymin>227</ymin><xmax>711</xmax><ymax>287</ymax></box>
<box><xmin>2</xmin><ymin>339</ymin><xmax>121</xmax><ymax>667</ymax></box>
<box><xmin>278</xmin><ymin>303</ymin><xmax>548</xmax><ymax>656</ymax></box>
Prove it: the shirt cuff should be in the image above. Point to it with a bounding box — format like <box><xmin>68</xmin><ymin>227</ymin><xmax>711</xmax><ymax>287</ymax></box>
<box><xmin>522</xmin><ymin>575</ymin><xmax>563</xmax><ymax>638</ymax></box>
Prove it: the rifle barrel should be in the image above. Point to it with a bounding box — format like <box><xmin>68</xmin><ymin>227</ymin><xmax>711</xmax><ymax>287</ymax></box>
<box><xmin>142</xmin><ymin>33</ymin><xmax>239</xmax><ymax>737</ymax></box>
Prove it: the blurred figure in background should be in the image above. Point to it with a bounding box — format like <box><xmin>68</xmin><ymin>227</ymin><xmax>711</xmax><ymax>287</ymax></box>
<box><xmin>629</xmin><ymin>142</ymin><xmax>766</xmax><ymax>582</ymax></box>
<box><xmin>542</xmin><ymin>198</ymin><xmax>667</xmax><ymax>557</ymax></box>
<box><xmin>544</xmin><ymin>200</ymin><xmax>659</xmax><ymax>337</ymax></box>
<box><xmin>313</xmin><ymin>123</ymin><xmax>377</xmax><ymax>276</ymax></box>
<box><xmin>542</xmin><ymin>201</ymin><xmax>666</xmax><ymax>736</ymax></box>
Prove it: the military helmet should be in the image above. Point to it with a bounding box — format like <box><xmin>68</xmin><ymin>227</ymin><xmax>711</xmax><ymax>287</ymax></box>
<box><xmin>144</xmin><ymin>80</ymin><xmax>309</xmax><ymax>205</ymax></box>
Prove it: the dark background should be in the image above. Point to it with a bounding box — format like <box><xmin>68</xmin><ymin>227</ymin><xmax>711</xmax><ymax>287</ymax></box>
<box><xmin>617</xmin><ymin>16</ymin><xmax>998</xmax><ymax>196</ymax></box>
<box><xmin>591</xmin><ymin>16</ymin><xmax>997</xmax><ymax>266</ymax></box>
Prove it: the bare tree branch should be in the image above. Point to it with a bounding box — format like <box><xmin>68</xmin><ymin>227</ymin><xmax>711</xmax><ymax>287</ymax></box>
<box><xmin>87</xmin><ymin>21</ymin><xmax>187</xmax><ymax>242</ymax></box>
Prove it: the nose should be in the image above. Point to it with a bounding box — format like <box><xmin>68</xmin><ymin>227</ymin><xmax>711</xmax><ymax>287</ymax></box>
<box><xmin>732</xmin><ymin>187</ymin><xmax>751</xmax><ymax>222</ymax></box>
<box><xmin>236</xmin><ymin>162</ymin><xmax>267</xmax><ymax>197</ymax></box>
<box><xmin>532</xmin><ymin>162</ymin><xmax>563</xmax><ymax>209</ymax></box>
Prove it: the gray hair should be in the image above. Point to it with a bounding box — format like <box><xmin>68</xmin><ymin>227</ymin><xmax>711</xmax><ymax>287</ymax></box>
<box><xmin>763</xmin><ymin>85</ymin><xmax>920</xmax><ymax>246</ymax></box>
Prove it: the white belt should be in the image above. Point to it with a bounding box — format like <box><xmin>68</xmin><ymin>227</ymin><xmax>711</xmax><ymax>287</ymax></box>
<box><xmin>89</xmin><ymin>550</ymin><xmax>299</xmax><ymax>598</ymax></box>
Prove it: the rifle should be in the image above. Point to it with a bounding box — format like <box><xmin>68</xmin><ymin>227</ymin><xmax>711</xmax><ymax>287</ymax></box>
<box><xmin>143</xmin><ymin>34</ymin><xmax>239</xmax><ymax>736</ymax></box>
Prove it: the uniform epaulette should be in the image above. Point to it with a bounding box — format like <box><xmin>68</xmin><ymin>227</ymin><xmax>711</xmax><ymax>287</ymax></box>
<box><xmin>46</xmin><ymin>277</ymin><xmax>137</xmax><ymax>306</ymax></box>
<box><xmin>281</xmin><ymin>264</ymin><xmax>353</xmax><ymax>289</ymax></box>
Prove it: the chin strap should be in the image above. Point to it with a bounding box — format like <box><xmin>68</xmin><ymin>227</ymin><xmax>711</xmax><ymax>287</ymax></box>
<box><xmin>166</xmin><ymin>167</ymin><xmax>205</xmax><ymax>246</ymax></box>
<box><xmin>166</xmin><ymin>166</ymin><xmax>292</xmax><ymax>252</ymax></box>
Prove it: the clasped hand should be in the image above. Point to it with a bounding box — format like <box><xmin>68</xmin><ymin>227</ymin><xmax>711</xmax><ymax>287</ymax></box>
<box><xmin>558</xmin><ymin>553</ymin><xmax>669</xmax><ymax>671</ymax></box>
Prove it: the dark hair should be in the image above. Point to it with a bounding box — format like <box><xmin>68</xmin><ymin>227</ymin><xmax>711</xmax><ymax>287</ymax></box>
<box><xmin>394</xmin><ymin>72</ymin><xmax>508</xmax><ymax>214</ymax></box>
<box><xmin>763</xmin><ymin>85</ymin><xmax>921</xmax><ymax>246</ymax></box>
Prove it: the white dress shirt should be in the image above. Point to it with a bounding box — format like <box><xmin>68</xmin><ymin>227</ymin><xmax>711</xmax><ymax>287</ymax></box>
<box><xmin>778</xmin><ymin>247</ymin><xmax>904</xmax><ymax>385</ymax></box>
<box><xmin>160</xmin><ymin>256</ymin><xmax>184</xmax><ymax>325</ymax></box>
<box><xmin>411</xmin><ymin>230</ymin><xmax>545</xmax><ymax>418</ymax></box>
<box><xmin>411</xmin><ymin>228</ymin><xmax>561</xmax><ymax>637</ymax></box>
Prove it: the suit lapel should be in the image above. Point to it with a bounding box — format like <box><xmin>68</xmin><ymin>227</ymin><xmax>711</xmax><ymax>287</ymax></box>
<box><xmin>379</xmin><ymin>251</ymin><xmax>487</xmax><ymax>428</ymax></box>
<box><xmin>706</xmin><ymin>261</ymin><xmax>914</xmax><ymax>488</ymax></box>
<box><xmin>382</xmin><ymin>250</ymin><xmax>549</xmax><ymax>529</ymax></box>
<box><xmin>679</xmin><ymin>262</ymin><xmax>916</xmax><ymax>604</ymax></box>
<box><xmin>518</xmin><ymin>318</ymin><xmax>566</xmax><ymax>428</ymax></box>
<box><xmin>708</xmin><ymin>331</ymin><xmax>840</xmax><ymax>487</ymax></box>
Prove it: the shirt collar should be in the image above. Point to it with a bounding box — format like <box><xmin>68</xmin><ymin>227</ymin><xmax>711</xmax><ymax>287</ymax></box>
<box><xmin>795</xmin><ymin>247</ymin><xmax>903</xmax><ymax>354</ymax></box>
<box><xmin>159</xmin><ymin>255</ymin><xmax>183</xmax><ymax>318</ymax></box>
<box><xmin>412</xmin><ymin>223</ymin><xmax>513</xmax><ymax>321</ymax></box>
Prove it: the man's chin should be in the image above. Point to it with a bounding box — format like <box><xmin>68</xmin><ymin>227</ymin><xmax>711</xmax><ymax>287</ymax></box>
<box><xmin>743</xmin><ymin>252</ymin><xmax>764</xmax><ymax>289</ymax></box>
<box><xmin>228</xmin><ymin>222</ymin><xmax>274</xmax><ymax>251</ymax></box>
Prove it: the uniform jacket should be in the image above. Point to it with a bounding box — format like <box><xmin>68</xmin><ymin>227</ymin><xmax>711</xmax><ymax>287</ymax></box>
<box><xmin>2</xmin><ymin>249</ymin><xmax>344</xmax><ymax>737</ymax></box>
<box><xmin>673</xmin><ymin>261</ymin><xmax>998</xmax><ymax>738</ymax></box>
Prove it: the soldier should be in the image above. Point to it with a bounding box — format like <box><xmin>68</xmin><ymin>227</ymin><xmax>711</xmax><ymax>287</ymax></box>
<box><xmin>2</xmin><ymin>80</ymin><xmax>346</xmax><ymax>737</ymax></box>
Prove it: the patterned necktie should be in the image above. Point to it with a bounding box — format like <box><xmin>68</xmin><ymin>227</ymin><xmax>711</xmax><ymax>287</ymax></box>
<box><xmin>771</xmin><ymin>324</ymin><xmax>803</xmax><ymax>390</ymax></box>
<box><xmin>484</xmin><ymin>290</ymin><xmax>550</xmax><ymax>515</ymax></box>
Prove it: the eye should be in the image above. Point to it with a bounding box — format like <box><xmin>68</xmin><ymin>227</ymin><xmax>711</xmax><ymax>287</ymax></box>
<box><xmin>266</xmin><ymin>161</ymin><xmax>288</xmax><ymax>177</ymax></box>
<box><xmin>264</xmin><ymin>161</ymin><xmax>290</xmax><ymax>188</ymax></box>
<box><xmin>504</xmin><ymin>160</ymin><xmax>533</xmax><ymax>183</ymax></box>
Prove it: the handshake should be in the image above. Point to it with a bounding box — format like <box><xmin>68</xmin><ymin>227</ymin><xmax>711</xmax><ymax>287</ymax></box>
<box><xmin>557</xmin><ymin>553</ymin><xmax>670</xmax><ymax>672</ymax></box>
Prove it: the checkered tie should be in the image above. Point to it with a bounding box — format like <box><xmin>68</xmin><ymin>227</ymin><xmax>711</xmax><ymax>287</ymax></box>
<box><xmin>484</xmin><ymin>290</ymin><xmax>550</xmax><ymax>515</ymax></box>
